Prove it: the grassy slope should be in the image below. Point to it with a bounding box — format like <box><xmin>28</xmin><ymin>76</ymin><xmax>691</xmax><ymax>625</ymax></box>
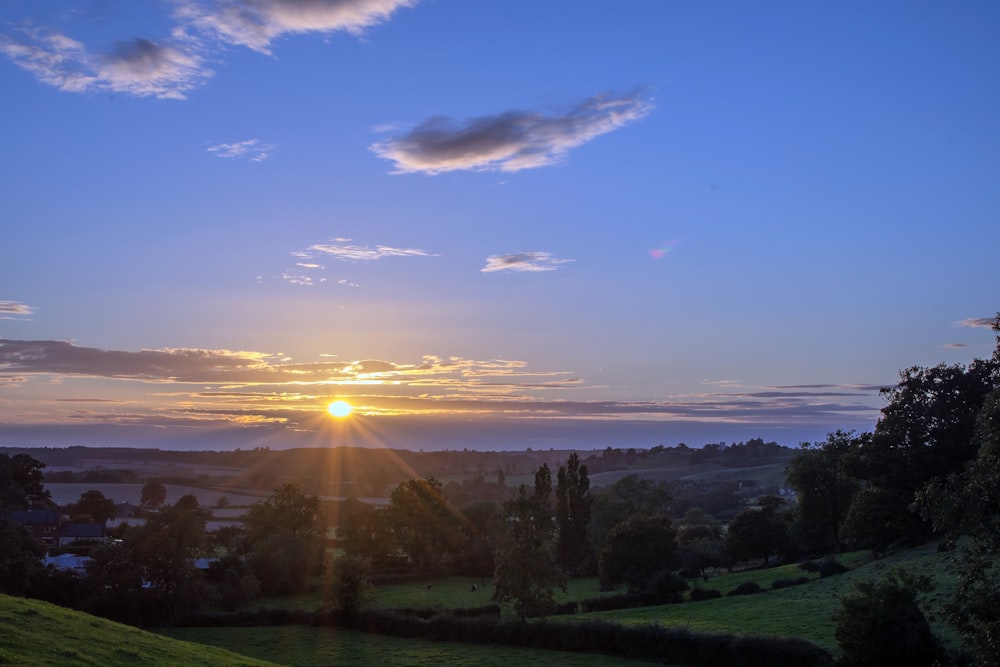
<box><xmin>0</xmin><ymin>594</ymin><xmax>276</xmax><ymax>667</ymax></box>
<box><xmin>564</xmin><ymin>542</ymin><xmax>962</xmax><ymax>653</ymax></box>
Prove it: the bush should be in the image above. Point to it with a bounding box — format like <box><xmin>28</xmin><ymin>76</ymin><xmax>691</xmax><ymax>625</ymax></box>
<box><xmin>726</xmin><ymin>581</ymin><xmax>762</xmax><ymax>596</ymax></box>
<box><xmin>818</xmin><ymin>559</ymin><xmax>849</xmax><ymax>578</ymax></box>
<box><xmin>798</xmin><ymin>560</ymin><xmax>821</xmax><ymax>573</ymax></box>
<box><xmin>772</xmin><ymin>577</ymin><xmax>810</xmax><ymax>590</ymax></box>
<box><xmin>689</xmin><ymin>586</ymin><xmax>722</xmax><ymax>601</ymax></box>
<box><xmin>833</xmin><ymin>569</ymin><xmax>942</xmax><ymax>666</ymax></box>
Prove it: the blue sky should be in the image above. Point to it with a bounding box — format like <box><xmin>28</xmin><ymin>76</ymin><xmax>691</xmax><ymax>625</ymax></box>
<box><xmin>1</xmin><ymin>0</ymin><xmax>997</xmax><ymax>451</ymax></box>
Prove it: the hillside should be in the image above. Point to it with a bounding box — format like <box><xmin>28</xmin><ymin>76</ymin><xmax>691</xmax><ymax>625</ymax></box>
<box><xmin>0</xmin><ymin>594</ymin><xmax>277</xmax><ymax>667</ymax></box>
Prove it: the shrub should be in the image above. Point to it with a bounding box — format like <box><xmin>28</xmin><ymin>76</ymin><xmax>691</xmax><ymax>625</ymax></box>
<box><xmin>689</xmin><ymin>586</ymin><xmax>722</xmax><ymax>601</ymax></box>
<box><xmin>772</xmin><ymin>576</ymin><xmax>810</xmax><ymax>590</ymax></box>
<box><xmin>798</xmin><ymin>559</ymin><xmax>821</xmax><ymax>573</ymax></box>
<box><xmin>726</xmin><ymin>581</ymin><xmax>762</xmax><ymax>596</ymax></box>
<box><xmin>818</xmin><ymin>559</ymin><xmax>849</xmax><ymax>578</ymax></box>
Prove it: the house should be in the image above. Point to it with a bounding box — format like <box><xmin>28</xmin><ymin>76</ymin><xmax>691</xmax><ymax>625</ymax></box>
<box><xmin>42</xmin><ymin>553</ymin><xmax>92</xmax><ymax>575</ymax></box>
<box><xmin>58</xmin><ymin>522</ymin><xmax>107</xmax><ymax>547</ymax></box>
<box><xmin>7</xmin><ymin>509</ymin><xmax>60</xmax><ymax>548</ymax></box>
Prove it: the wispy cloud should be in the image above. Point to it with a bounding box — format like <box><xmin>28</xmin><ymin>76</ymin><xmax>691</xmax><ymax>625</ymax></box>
<box><xmin>2</xmin><ymin>0</ymin><xmax>418</xmax><ymax>98</ymax></box>
<box><xmin>207</xmin><ymin>138</ymin><xmax>276</xmax><ymax>162</ymax></box>
<box><xmin>944</xmin><ymin>343</ymin><xmax>968</xmax><ymax>349</ymax></box>
<box><xmin>371</xmin><ymin>91</ymin><xmax>653</xmax><ymax>174</ymax></box>
<box><xmin>0</xmin><ymin>29</ymin><xmax>210</xmax><ymax>99</ymax></box>
<box><xmin>0</xmin><ymin>301</ymin><xmax>34</xmax><ymax>320</ymax></box>
<box><xmin>308</xmin><ymin>239</ymin><xmax>435</xmax><ymax>261</ymax></box>
<box><xmin>481</xmin><ymin>252</ymin><xmax>572</xmax><ymax>273</ymax></box>
<box><xmin>175</xmin><ymin>0</ymin><xmax>420</xmax><ymax>54</ymax></box>
<box><xmin>954</xmin><ymin>317</ymin><xmax>996</xmax><ymax>329</ymax></box>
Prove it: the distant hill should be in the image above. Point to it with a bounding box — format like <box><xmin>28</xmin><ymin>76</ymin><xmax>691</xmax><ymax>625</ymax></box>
<box><xmin>0</xmin><ymin>593</ymin><xmax>276</xmax><ymax>666</ymax></box>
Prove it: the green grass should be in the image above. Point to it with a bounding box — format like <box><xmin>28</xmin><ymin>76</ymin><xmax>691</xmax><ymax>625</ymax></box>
<box><xmin>0</xmin><ymin>594</ymin><xmax>276</xmax><ymax>666</ymax></box>
<box><xmin>560</xmin><ymin>542</ymin><xmax>963</xmax><ymax>653</ymax></box>
<box><xmin>162</xmin><ymin>625</ymin><xmax>661</xmax><ymax>667</ymax></box>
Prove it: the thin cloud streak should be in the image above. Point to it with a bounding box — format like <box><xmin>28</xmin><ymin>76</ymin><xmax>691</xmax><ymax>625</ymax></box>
<box><xmin>482</xmin><ymin>252</ymin><xmax>572</xmax><ymax>273</ymax></box>
<box><xmin>371</xmin><ymin>91</ymin><xmax>653</xmax><ymax>174</ymax></box>
<box><xmin>955</xmin><ymin>317</ymin><xmax>996</xmax><ymax>329</ymax></box>
<box><xmin>0</xmin><ymin>302</ymin><xmax>34</xmax><ymax>320</ymax></box>
<box><xmin>207</xmin><ymin>138</ymin><xmax>276</xmax><ymax>162</ymax></box>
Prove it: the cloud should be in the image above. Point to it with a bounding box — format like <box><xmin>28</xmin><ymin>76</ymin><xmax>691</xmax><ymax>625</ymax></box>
<box><xmin>481</xmin><ymin>252</ymin><xmax>572</xmax><ymax>273</ymax></box>
<box><xmin>0</xmin><ymin>301</ymin><xmax>34</xmax><ymax>320</ymax></box>
<box><xmin>308</xmin><ymin>239</ymin><xmax>435</xmax><ymax>261</ymax></box>
<box><xmin>176</xmin><ymin>0</ymin><xmax>419</xmax><ymax>54</ymax></box>
<box><xmin>278</xmin><ymin>238</ymin><xmax>433</xmax><ymax>285</ymax></box>
<box><xmin>0</xmin><ymin>29</ymin><xmax>210</xmax><ymax>99</ymax></box>
<box><xmin>954</xmin><ymin>317</ymin><xmax>996</xmax><ymax>329</ymax></box>
<box><xmin>371</xmin><ymin>91</ymin><xmax>653</xmax><ymax>174</ymax></box>
<box><xmin>944</xmin><ymin>343</ymin><xmax>968</xmax><ymax>349</ymax></box>
<box><xmin>2</xmin><ymin>0</ymin><xmax>417</xmax><ymax>98</ymax></box>
<box><xmin>207</xmin><ymin>138</ymin><xmax>276</xmax><ymax>162</ymax></box>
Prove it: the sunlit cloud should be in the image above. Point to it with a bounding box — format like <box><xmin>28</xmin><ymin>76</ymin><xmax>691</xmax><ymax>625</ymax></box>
<box><xmin>2</xmin><ymin>0</ymin><xmax>418</xmax><ymax>98</ymax></box>
<box><xmin>307</xmin><ymin>239</ymin><xmax>435</xmax><ymax>261</ymax></box>
<box><xmin>954</xmin><ymin>317</ymin><xmax>995</xmax><ymax>329</ymax></box>
<box><xmin>481</xmin><ymin>252</ymin><xmax>572</xmax><ymax>273</ymax></box>
<box><xmin>0</xmin><ymin>301</ymin><xmax>34</xmax><ymax>320</ymax></box>
<box><xmin>371</xmin><ymin>91</ymin><xmax>653</xmax><ymax>174</ymax></box>
<box><xmin>0</xmin><ymin>29</ymin><xmax>210</xmax><ymax>99</ymax></box>
<box><xmin>176</xmin><ymin>0</ymin><xmax>420</xmax><ymax>54</ymax></box>
<box><xmin>206</xmin><ymin>138</ymin><xmax>276</xmax><ymax>162</ymax></box>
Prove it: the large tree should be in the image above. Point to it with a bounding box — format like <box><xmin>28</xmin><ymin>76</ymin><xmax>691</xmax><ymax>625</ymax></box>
<box><xmin>68</xmin><ymin>489</ymin><xmax>116</xmax><ymax>523</ymax></box>
<box><xmin>243</xmin><ymin>483</ymin><xmax>325</xmax><ymax>595</ymax></box>
<box><xmin>785</xmin><ymin>430</ymin><xmax>861</xmax><ymax>554</ymax></box>
<box><xmin>492</xmin><ymin>481</ymin><xmax>565</xmax><ymax>621</ymax></box>
<box><xmin>725</xmin><ymin>496</ymin><xmax>792</xmax><ymax>566</ymax></box>
<box><xmin>0</xmin><ymin>453</ymin><xmax>51</xmax><ymax>508</ymax></box>
<box><xmin>555</xmin><ymin>453</ymin><xmax>592</xmax><ymax>574</ymax></box>
<box><xmin>599</xmin><ymin>514</ymin><xmax>677</xmax><ymax>592</ymax></box>
<box><xmin>383</xmin><ymin>478</ymin><xmax>468</xmax><ymax>573</ymax></box>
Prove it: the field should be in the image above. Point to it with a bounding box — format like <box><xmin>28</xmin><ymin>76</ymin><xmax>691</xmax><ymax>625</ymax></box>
<box><xmin>0</xmin><ymin>594</ymin><xmax>275</xmax><ymax>666</ymax></box>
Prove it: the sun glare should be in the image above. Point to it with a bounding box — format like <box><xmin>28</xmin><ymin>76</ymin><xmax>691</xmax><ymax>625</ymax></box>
<box><xmin>327</xmin><ymin>400</ymin><xmax>353</xmax><ymax>418</ymax></box>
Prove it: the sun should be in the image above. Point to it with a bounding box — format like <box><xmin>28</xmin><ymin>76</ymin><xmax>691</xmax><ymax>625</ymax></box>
<box><xmin>327</xmin><ymin>400</ymin><xmax>353</xmax><ymax>418</ymax></box>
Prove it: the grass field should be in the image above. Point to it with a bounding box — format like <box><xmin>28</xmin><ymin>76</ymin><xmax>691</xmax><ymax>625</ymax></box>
<box><xmin>561</xmin><ymin>542</ymin><xmax>962</xmax><ymax>653</ymax></box>
<box><xmin>162</xmin><ymin>626</ymin><xmax>661</xmax><ymax>667</ymax></box>
<box><xmin>0</xmin><ymin>594</ymin><xmax>276</xmax><ymax>666</ymax></box>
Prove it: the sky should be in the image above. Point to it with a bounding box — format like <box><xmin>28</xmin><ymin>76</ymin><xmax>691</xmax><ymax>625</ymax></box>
<box><xmin>1</xmin><ymin>0</ymin><xmax>998</xmax><ymax>452</ymax></box>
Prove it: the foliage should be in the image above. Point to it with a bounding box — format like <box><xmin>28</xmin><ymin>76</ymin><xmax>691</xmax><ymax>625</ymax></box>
<box><xmin>588</xmin><ymin>473</ymin><xmax>671</xmax><ymax>567</ymax></box>
<box><xmin>336</xmin><ymin>497</ymin><xmax>396</xmax><ymax>566</ymax></box>
<box><xmin>832</xmin><ymin>568</ymin><xmax>942</xmax><ymax>666</ymax></box>
<box><xmin>68</xmin><ymin>488</ymin><xmax>117</xmax><ymax>523</ymax></box>
<box><xmin>243</xmin><ymin>483</ymin><xmax>325</xmax><ymax>595</ymax></box>
<box><xmin>383</xmin><ymin>478</ymin><xmax>469</xmax><ymax>574</ymax></box>
<box><xmin>0</xmin><ymin>452</ymin><xmax>51</xmax><ymax>508</ymax></box>
<box><xmin>492</xmin><ymin>483</ymin><xmax>565</xmax><ymax>620</ymax></box>
<box><xmin>786</xmin><ymin>430</ymin><xmax>861</xmax><ymax>554</ymax></box>
<box><xmin>322</xmin><ymin>554</ymin><xmax>374</xmax><ymax>617</ymax></box>
<box><xmin>555</xmin><ymin>453</ymin><xmax>593</xmax><ymax>575</ymax></box>
<box><xmin>0</xmin><ymin>516</ymin><xmax>44</xmax><ymax>596</ymax></box>
<box><xmin>689</xmin><ymin>586</ymin><xmax>722</xmax><ymax>601</ymax></box>
<box><xmin>141</xmin><ymin>480</ymin><xmax>167</xmax><ymax>508</ymax></box>
<box><xmin>818</xmin><ymin>559</ymin><xmax>849</xmax><ymax>578</ymax></box>
<box><xmin>86</xmin><ymin>494</ymin><xmax>209</xmax><ymax>624</ymax></box>
<box><xmin>725</xmin><ymin>496</ymin><xmax>792</xmax><ymax>566</ymax></box>
<box><xmin>598</xmin><ymin>514</ymin><xmax>677</xmax><ymax>592</ymax></box>
<box><xmin>726</xmin><ymin>581</ymin><xmax>762</xmax><ymax>596</ymax></box>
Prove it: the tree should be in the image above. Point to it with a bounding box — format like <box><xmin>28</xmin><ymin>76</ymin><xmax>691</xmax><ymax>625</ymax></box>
<box><xmin>725</xmin><ymin>496</ymin><xmax>792</xmax><ymax>566</ymax></box>
<box><xmin>833</xmin><ymin>569</ymin><xmax>941</xmax><ymax>667</ymax></box>
<box><xmin>785</xmin><ymin>430</ymin><xmax>861</xmax><ymax>554</ymax></box>
<box><xmin>243</xmin><ymin>483</ymin><xmax>325</xmax><ymax>595</ymax></box>
<box><xmin>492</xmin><ymin>483</ymin><xmax>565</xmax><ymax>620</ymax></box>
<box><xmin>0</xmin><ymin>516</ymin><xmax>44</xmax><ymax>596</ymax></box>
<box><xmin>383</xmin><ymin>478</ymin><xmax>468</xmax><ymax>573</ymax></box>
<box><xmin>68</xmin><ymin>489</ymin><xmax>116</xmax><ymax>523</ymax></box>
<box><xmin>322</xmin><ymin>554</ymin><xmax>374</xmax><ymax>617</ymax></box>
<box><xmin>589</xmin><ymin>474</ymin><xmax>671</xmax><ymax>568</ymax></box>
<box><xmin>140</xmin><ymin>481</ymin><xmax>167</xmax><ymax>509</ymax></box>
<box><xmin>599</xmin><ymin>514</ymin><xmax>677</xmax><ymax>592</ymax></box>
<box><xmin>0</xmin><ymin>453</ymin><xmax>51</xmax><ymax>508</ymax></box>
<box><xmin>555</xmin><ymin>453</ymin><xmax>593</xmax><ymax>574</ymax></box>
